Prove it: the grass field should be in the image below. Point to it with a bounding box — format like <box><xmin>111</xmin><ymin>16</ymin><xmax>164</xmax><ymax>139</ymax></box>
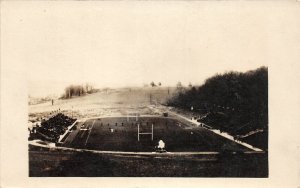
<box><xmin>61</xmin><ymin>116</ymin><xmax>250</xmax><ymax>152</ymax></box>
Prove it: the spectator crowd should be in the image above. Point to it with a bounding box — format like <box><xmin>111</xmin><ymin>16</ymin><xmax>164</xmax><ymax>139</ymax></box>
<box><xmin>29</xmin><ymin>113</ymin><xmax>76</xmax><ymax>143</ymax></box>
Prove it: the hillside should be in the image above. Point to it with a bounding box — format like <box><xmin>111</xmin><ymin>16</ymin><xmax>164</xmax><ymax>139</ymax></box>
<box><xmin>29</xmin><ymin>87</ymin><xmax>176</xmax><ymax>120</ymax></box>
<box><xmin>167</xmin><ymin>67</ymin><xmax>268</xmax><ymax>150</ymax></box>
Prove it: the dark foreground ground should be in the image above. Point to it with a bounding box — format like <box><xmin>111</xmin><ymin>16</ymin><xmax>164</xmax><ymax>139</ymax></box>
<box><xmin>29</xmin><ymin>145</ymin><xmax>268</xmax><ymax>177</ymax></box>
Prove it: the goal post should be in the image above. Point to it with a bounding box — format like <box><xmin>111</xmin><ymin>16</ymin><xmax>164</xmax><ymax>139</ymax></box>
<box><xmin>151</xmin><ymin>123</ymin><xmax>153</xmax><ymax>141</ymax></box>
<box><xmin>138</xmin><ymin>123</ymin><xmax>139</xmax><ymax>141</ymax></box>
<box><xmin>137</xmin><ymin>123</ymin><xmax>154</xmax><ymax>141</ymax></box>
<box><xmin>126</xmin><ymin>113</ymin><xmax>139</xmax><ymax>122</ymax></box>
<box><xmin>135</xmin><ymin>113</ymin><xmax>139</xmax><ymax>121</ymax></box>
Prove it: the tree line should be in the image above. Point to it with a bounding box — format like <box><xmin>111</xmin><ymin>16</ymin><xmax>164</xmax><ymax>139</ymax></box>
<box><xmin>61</xmin><ymin>83</ymin><xmax>98</xmax><ymax>99</ymax></box>
<box><xmin>167</xmin><ymin>67</ymin><xmax>268</xmax><ymax>137</ymax></box>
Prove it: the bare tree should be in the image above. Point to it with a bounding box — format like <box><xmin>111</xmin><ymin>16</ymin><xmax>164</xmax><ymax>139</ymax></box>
<box><xmin>176</xmin><ymin>81</ymin><xmax>183</xmax><ymax>89</ymax></box>
<box><xmin>63</xmin><ymin>84</ymin><xmax>87</xmax><ymax>99</ymax></box>
<box><xmin>150</xmin><ymin>81</ymin><xmax>156</xmax><ymax>87</ymax></box>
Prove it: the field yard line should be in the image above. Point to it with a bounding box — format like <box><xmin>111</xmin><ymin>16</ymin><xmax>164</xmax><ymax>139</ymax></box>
<box><xmin>85</xmin><ymin>119</ymin><xmax>96</xmax><ymax>146</ymax></box>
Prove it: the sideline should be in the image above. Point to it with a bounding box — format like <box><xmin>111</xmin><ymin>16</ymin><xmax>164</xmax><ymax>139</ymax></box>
<box><xmin>29</xmin><ymin>140</ymin><xmax>264</xmax><ymax>156</ymax></box>
<box><xmin>58</xmin><ymin>120</ymin><xmax>79</xmax><ymax>143</ymax></box>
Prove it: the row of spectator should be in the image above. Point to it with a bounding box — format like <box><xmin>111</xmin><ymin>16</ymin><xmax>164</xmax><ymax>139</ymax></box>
<box><xmin>29</xmin><ymin>113</ymin><xmax>76</xmax><ymax>142</ymax></box>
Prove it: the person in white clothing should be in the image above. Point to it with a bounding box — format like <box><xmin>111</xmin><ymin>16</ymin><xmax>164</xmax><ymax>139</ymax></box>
<box><xmin>155</xmin><ymin>140</ymin><xmax>166</xmax><ymax>152</ymax></box>
<box><xmin>158</xmin><ymin>140</ymin><xmax>165</xmax><ymax>149</ymax></box>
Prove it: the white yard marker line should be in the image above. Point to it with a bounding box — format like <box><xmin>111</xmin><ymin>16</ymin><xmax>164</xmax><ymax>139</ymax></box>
<box><xmin>85</xmin><ymin>119</ymin><xmax>96</xmax><ymax>146</ymax></box>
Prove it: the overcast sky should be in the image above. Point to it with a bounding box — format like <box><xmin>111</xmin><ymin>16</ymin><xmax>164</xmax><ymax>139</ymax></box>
<box><xmin>2</xmin><ymin>2</ymin><xmax>272</xmax><ymax>97</ymax></box>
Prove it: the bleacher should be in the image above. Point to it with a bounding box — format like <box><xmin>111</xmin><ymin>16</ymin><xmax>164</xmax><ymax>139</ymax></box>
<box><xmin>29</xmin><ymin>113</ymin><xmax>76</xmax><ymax>143</ymax></box>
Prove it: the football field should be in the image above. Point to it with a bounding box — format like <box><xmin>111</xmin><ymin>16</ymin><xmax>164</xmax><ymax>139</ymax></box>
<box><xmin>61</xmin><ymin>116</ymin><xmax>250</xmax><ymax>152</ymax></box>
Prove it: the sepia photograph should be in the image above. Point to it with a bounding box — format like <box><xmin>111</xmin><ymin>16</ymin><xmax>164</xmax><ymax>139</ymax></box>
<box><xmin>1</xmin><ymin>0</ymin><xmax>300</xmax><ymax>187</ymax></box>
<box><xmin>25</xmin><ymin>2</ymin><xmax>268</xmax><ymax>177</ymax></box>
<box><xmin>28</xmin><ymin>67</ymin><xmax>268</xmax><ymax>177</ymax></box>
